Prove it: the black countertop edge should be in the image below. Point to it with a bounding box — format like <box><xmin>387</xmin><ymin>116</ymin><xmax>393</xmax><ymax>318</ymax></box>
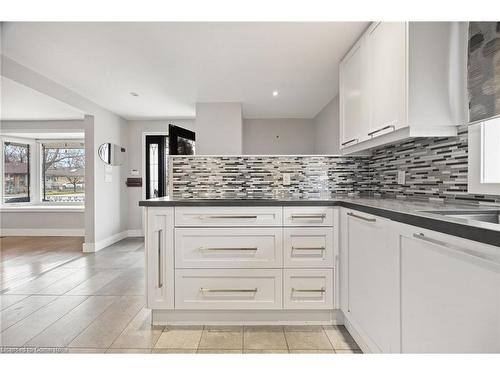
<box><xmin>139</xmin><ymin>199</ymin><xmax>500</xmax><ymax>247</ymax></box>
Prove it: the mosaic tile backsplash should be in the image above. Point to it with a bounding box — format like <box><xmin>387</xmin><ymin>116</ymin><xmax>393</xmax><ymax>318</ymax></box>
<box><xmin>171</xmin><ymin>156</ymin><xmax>372</xmax><ymax>199</ymax></box>
<box><xmin>170</xmin><ymin>125</ymin><xmax>500</xmax><ymax>203</ymax></box>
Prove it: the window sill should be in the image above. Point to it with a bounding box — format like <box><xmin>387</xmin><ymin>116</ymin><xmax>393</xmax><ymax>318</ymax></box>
<box><xmin>0</xmin><ymin>205</ymin><xmax>84</xmax><ymax>213</ymax></box>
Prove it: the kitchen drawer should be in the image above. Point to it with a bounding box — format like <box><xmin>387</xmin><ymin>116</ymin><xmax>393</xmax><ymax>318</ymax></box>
<box><xmin>284</xmin><ymin>227</ymin><xmax>334</xmax><ymax>268</ymax></box>
<box><xmin>174</xmin><ymin>206</ymin><xmax>282</xmax><ymax>227</ymax></box>
<box><xmin>283</xmin><ymin>207</ymin><xmax>333</xmax><ymax>227</ymax></box>
<box><xmin>175</xmin><ymin>227</ymin><xmax>283</xmax><ymax>268</ymax></box>
<box><xmin>175</xmin><ymin>269</ymin><xmax>282</xmax><ymax>309</ymax></box>
<box><xmin>283</xmin><ymin>269</ymin><xmax>334</xmax><ymax>309</ymax></box>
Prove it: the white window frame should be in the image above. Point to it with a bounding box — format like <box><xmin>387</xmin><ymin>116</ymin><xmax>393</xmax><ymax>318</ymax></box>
<box><xmin>468</xmin><ymin>122</ymin><xmax>500</xmax><ymax>195</ymax></box>
<box><xmin>0</xmin><ymin>136</ymin><xmax>85</xmax><ymax>208</ymax></box>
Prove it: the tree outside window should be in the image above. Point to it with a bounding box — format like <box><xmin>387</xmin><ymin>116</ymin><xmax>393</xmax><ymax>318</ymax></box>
<box><xmin>42</xmin><ymin>142</ymin><xmax>85</xmax><ymax>203</ymax></box>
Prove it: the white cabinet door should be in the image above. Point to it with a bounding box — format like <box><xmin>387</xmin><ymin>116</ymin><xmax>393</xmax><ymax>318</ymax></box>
<box><xmin>400</xmin><ymin>227</ymin><xmax>500</xmax><ymax>353</ymax></box>
<box><xmin>283</xmin><ymin>227</ymin><xmax>334</xmax><ymax>268</ymax></box>
<box><xmin>368</xmin><ymin>22</ymin><xmax>407</xmax><ymax>137</ymax></box>
<box><xmin>346</xmin><ymin>209</ymin><xmax>400</xmax><ymax>353</ymax></box>
<box><xmin>283</xmin><ymin>206</ymin><xmax>333</xmax><ymax>227</ymax></box>
<box><xmin>175</xmin><ymin>227</ymin><xmax>283</xmax><ymax>268</ymax></box>
<box><xmin>175</xmin><ymin>269</ymin><xmax>282</xmax><ymax>310</ymax></box>
<box><xmin>175</xmin><ymin>206</ymin><xmax>282</xmax><ymax>227</ymax></box>
<box><xmin>146</xmin><ymin>207</ymin><xmax>174</xmax><ymax>309</ymax></box>
<box><xmin>283</xmin><ymin>269</ymin><xmax>334</xmax><ymax>310</ymax></box>
<box><xmin>340</xmin><ymin>37</ymin><xmax>370</xmax><ymax>148</ymax></box>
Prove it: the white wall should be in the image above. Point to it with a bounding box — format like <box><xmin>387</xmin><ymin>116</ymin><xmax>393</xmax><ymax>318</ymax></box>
<box><xmin>0</xmin><ymin>211</ymin><xmax>84</xmax><ymax>236</ymax></box>
<box><xmin>313</xmin><ymin>95</ymin><xmax>340</xmax><ymax>154</ymax></box>
<box><xmin>196</xmin><ymin>103</ymin><xmax>242</xmax><ymax>155</ymax></box>
<box><xmin>2</xmin><ymin>56</ymin><xmax>128</xmax><ymax>251</ymax></box>
<box><xmin>243</xmin><ymin>119</ymin><xmax>315</xmax><ymax>154</ymax></box>
<box><xmin>126</xmin><ymin>119</ymin><xmax>195</xmax><ymax>232</ymax></box>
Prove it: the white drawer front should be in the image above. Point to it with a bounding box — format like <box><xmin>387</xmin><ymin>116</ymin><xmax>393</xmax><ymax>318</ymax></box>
<box><xmin>283</xmin><ymin>207</ymin><xmax>333</xmax><ymax>227</ymax></box>
<box><xmin>175</xmin><ymin>228</ymin><xmax>283</xmax><ymax>268</ymax></box>
<box><xmin>283</xmin><ymin>269</ymin><xmax>334</xmax><ymax>309</ymax></box>
<box><xmin>284</xmin><ymin>227</ymin><xmax>334</xmax><ymax>268</ymax></box>
<box><xmin>175</xmin><ymin>207</ymin><xmax>282</xmax><ymax>227</ymax></box>
<box><xmin>175</xmin><ymin>269</ymin><xmax>282</xmax><ymax>309</ymax></box>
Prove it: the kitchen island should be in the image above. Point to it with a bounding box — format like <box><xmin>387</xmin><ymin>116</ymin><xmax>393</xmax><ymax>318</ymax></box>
<box><xmin>140</xmin><ymin>196</ymin><xmax>500</xmax><ymax>353</ymax></box>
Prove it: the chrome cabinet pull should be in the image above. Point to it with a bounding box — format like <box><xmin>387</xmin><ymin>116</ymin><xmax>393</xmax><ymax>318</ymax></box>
<box><xmin>199</xmin><ymin>215</ymin><xmax>258</xmax><ymax>219</ymax></box>
<box><xmin>200</xmin><ymin>288</ymin><xmax>258</xmax><ymax>293</ymax></box>
<box><xmin>199</xmin><ymin>247</ymin><xmax>258</xmax><ymax>251</ymax></box>
<box><xmin>291</xmin><ymin>214</ymin><xmax>326</xmax><ymax>220</ymax></box>
<box><xmin>291</xmin><ymin>246</ymin><xmax>326</xmax><ymax>251</ymax></box>
<box><xmin>341</xmin><ymin>138</ymin><xmax>358</xmax><ymax>146</ymax></box>
<box><xmin>368</xmin><ymin>124</ymin><xmax>396</xmax><ymax>137</ymax></box>
<box><xmin>292</xmin><ymin>288</ymin><xmax>326</xmax><ymax>293</ymax></box>
<box><xmin>157</xmin><ymin>229</ymin><xmax>162</xmax><ymax>289</ymax></box>
<box><xmin>347</xmin><ymin>212</ymin><xmax>376</xmax><ymax>222</ymax></box>
<box><xmin>412</xmin><ymin>233</ymin><xmax>500</xmax><ymax>264</ymax></box>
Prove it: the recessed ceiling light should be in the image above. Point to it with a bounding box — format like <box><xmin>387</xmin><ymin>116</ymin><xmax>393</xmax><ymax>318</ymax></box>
<box><xmin>272</xmin><ymin>90</ymin><xmax>279</xmax><ymax>97</ymax></box>
<box><xmin>130</xmin><ymin>92</ymin><xmax>139</xmax><ymax>97</ymax></box>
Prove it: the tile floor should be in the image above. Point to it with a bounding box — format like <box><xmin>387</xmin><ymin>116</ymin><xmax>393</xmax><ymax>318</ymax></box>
<box><xmin>0</xmin><ymin>236</ymin><xmax>361</xmax><ymax>354</ymax></box>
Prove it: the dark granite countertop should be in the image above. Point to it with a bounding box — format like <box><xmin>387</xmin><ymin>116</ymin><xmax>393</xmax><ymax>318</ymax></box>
<box><xmin>139</xmin><ymin>195</ymin><xmax>500</xmax><ymax>247</ymax></box>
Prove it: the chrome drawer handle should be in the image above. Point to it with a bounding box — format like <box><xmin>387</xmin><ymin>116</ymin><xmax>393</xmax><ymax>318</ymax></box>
<box><xmin>200</xmin><ymin>288</ymin><xmax>258</xmax><ymax>293</ymax></box>
<box><xmin>292</xmin><ymin>288</ymin><xmax>325</xmax><ymax>293</ymax></box>
<box><xmin>368</xmin><ymin>124</ymin><xmax>396</xmax><ymax>137</ymax></box>
<box><xmin>199</xmin><ymin>247</ymin><xmax>258</xmax><ymax>251</ymax></box>
<box><xmin>290</xmin><ymin>214</ymin><xmax>326</xmax><ymax>220</ymax></box>
<box><xmin>199</xmin><ymin>215</ymin><xmax>258</xmax><ymax>219</ymax></box>
<box><xmin>157</xmin><ymin>229</ymin><xmax>162</xmax><ymax>289</ymax></box>
<box><xmin>412</xmin><ymin>233</ymin><xmax>499</xmax><ymax>264</ymax></box>
<box><xmin>347</xmin><ymin>212</ymin><xmax>376</xmax><ymax>222</ymax></box>
<box><xmin>341</xmin><ymin>138</ymin><xmax>358</xmax><ymax>146</ymax></box>
<box><xmin>291</xmin><ymin>246</ymin><xmax>325</xmax><ymax>251</ymax></box>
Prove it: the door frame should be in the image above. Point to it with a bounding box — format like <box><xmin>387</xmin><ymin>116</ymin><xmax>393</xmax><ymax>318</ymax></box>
<box><xmin>141</xmin><ymin>131</ymin><xmax>168</xmax><ymax>201</ymax></box>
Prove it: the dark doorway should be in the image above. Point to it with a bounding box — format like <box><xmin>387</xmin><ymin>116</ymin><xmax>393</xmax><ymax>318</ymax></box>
<box><xmin>145</xmin><ymin>135</ymin><xmax>167</xmax><ymax>199</ymax></box>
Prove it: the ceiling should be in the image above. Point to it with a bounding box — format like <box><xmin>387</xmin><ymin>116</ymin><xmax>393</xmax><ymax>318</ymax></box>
<box><xmin>2</xmin><ymin>22</ymin><xmax>369</xmax><ymax>120</ymax></box>
<box><xmin>1</xmin><ymin>76</ymin><xmax>84</xmax><ymax>120</ymax></box>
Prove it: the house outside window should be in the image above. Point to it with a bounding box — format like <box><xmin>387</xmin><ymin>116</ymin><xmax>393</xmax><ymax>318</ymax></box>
<box><xmin>3</xmin><ymin>142</ymin><xmax>30</xmax><ymax>203</ymax></box>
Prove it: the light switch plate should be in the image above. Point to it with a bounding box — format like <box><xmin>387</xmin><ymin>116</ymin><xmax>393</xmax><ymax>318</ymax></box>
<box><xmin>397</xmin><ymin>170</ymin><xmax>406</xmax><ymax>185</ymax></box>
<box><xmin>282</xmin><ymin>173</ymin><xmax>291</xmax><ymax>186</ymax></box>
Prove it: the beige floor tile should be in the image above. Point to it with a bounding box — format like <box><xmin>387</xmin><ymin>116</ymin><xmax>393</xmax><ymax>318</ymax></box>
<box><xmin>154</xmin><ymin>326</ymin><xmax>203</xmax><ymax>349</ymax></box>
<box><xmin>68</xmin><ymin>295</ymin><xmax>144</xmax><ymax>348</ymax></box>
<box><xmin>323</xmin><ymin>326</ymin><xmax>360</xmax><ymax>350</ymax></box>
<box><xmin>110</xmin><ymin>307</ymin><xmax>163</xmax><ymax>349</ymax></box>
<box><xmin>106</xmin><ymin>348</ymin><xmax>152</xmax><ymax>353</ymax></box>
<box><xmin>67</xmin><ymin>348</ymin><xmax>107</xmax><ymax>353</ymax></box>
<box><xmin>0</xmin><ymin>295</ymin><xmax>58</xmax><ymax>331</ymax></box>
<box><xmin>1</xmin><ymin>295</ymin><xmax>88</xmax><ymax>346</ymax></box>
<box><xmin>289</xmin><ymin>349</ymin><xmax>335</xmax><ymax>354</ymax></box>
<box><xmin>198</xmin><ymin>326</ymin><xmax>243</xmax><ymax>350</ymax></box>
<box><xmin>244</xmin><ymin>349</ymin><xmax>289</xmax><ymax>354</ymax></box>
<box><xmin>285</xmin><ymin>330</ymin><xmax>333</xmax><ymax>350</ymax></box>
<box><xmin>151</xmin><ymin>348</ymin><xmax>197</xmax><ymax>354</ymax></box>
<box><xmin>335</xmin><ymin>349</ymin><xmax>363</xmax><ymax>354</ymax></box>
<box><xmin>283</xmin><ymin>325</ymin><xmax>324</xmax><ymax>332</ymax></box>
<box><xmin>197</xmin><ymin>349</ymin><xmax>243</xmax><ymax>354</ymax></box>
<box><xmin>0</xmin><ymin>295</ymin><xmax>30</xmax><ymax>310</ymax></box>
<box><xmin>243</xmin><ymin>326</ymin><xmax>287</xmax><ymax>350</ymax></box>
<box><xmin>26</xmin><ymin>295</ymin><xmax>117</xmax><ymax>348</ymax></box>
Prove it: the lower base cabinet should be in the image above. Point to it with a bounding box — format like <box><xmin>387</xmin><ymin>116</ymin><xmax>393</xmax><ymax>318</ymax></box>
<box><xmin>399</xmin><ymin>227</ymin><xmax>500</xmax><ymax>353</ymax></box>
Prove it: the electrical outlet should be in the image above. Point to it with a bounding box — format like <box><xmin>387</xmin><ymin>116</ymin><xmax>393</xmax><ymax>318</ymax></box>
<box><xmin>282</xmin><ymin>173</ymin><xmax>291</xmax><ymax>186</ymax></box>
<box><xmin>397</xmin><ymin>170</ymin><xmax>406</xmax><ymax>185</ymax></box>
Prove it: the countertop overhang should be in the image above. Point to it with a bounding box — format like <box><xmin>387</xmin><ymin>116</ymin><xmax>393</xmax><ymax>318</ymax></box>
<box><xmin>139</xmin><ymin>196</ymin><xmax>500</xmax><ymax>247</ymax></box>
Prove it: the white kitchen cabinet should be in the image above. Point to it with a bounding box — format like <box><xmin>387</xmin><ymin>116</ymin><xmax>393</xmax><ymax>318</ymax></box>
<box><xmin>283</xmin><ymin>227</ymin><xmax>334</xmax><ymax>268</ymax></box>
<box><xmin>283</xmin><ymin>269</ymin><xmax>334</xmax><ymax>310</ymax></box>
<box><xmin>399</xmin><ymin>225</ymin><xmax>500</xmax><ymax>353</ymax></box>
<box><xmin>283</xmin><ymin>206</ymin><xmax>333</xmax><ymax>227</ymax></box>
<box><xmin>339</xmin><ymin>36</ymin><xmax>370</xmax><ymax>147</ymax></box>
<box><xmin>367</xmin><ymin>22</ymin><xmax>406</xmax><ymax>136</ymax></box>
<box><xmin>174</xmin><ymin>206</ymin><xmax>282</xmax><ymax>227</ymax></box>
<box><xmin>339</xmin><ymin>22</ymin><xmax>467</xmax><ymax>154</ymax></box>
<box><xmin>344</xmin><ymin>209</ymin><xmax>400</xmax><ymax>353</ymax></box>
<box><xmin>145</xmin><ymin>207</ymin><xmax>174</xmax><ymax>309</ymax></box>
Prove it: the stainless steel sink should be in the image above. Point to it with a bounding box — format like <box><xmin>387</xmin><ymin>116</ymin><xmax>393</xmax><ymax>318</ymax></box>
<box><xmin>423</xmin><ymin>210</ymin><xmax>500</xmax><ymax>224</ymax></box>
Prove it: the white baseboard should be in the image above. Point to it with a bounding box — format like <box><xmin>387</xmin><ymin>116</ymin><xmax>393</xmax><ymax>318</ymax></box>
<box><xmin>151</xmin><ymin>309</ymin><xmax>343</xmax><ymax>325</ymax></box>
<box><xmin>0</xmin><ymin>228</ymin><xmax>84</xmax><ymax>237</ymax></box>
<box><xmin>127</xmin><ymin>229</ymin><xmax>143</xmax><ymax>237</ymax></box>
<box><xmin>84</xmin><ymin>230</ymin><xmax>129</xmax><ymax>253</ymax></box>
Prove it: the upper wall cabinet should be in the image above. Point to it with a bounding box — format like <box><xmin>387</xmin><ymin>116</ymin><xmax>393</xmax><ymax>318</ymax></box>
<box><xmin>340</xmin><ymin>22</ymin><xmax>468</xmax><ymax>154</ymax></box>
